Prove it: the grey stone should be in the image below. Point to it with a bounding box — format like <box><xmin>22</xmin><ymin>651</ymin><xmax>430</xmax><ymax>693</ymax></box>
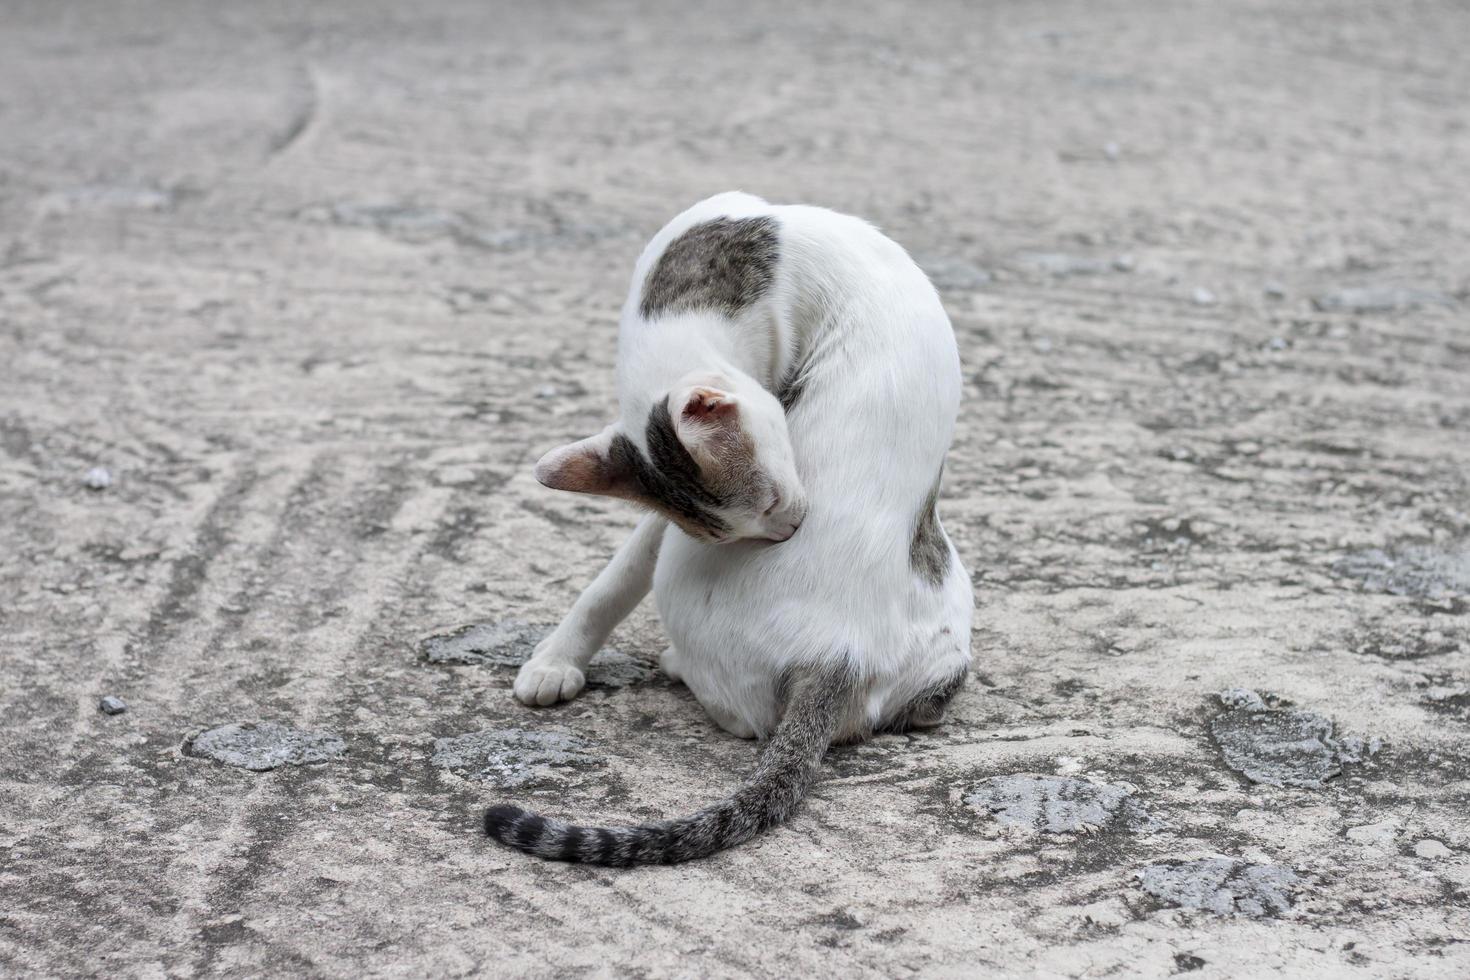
<box><xmin>1334</xmin><ymin>544</ymin><xmax>1470</xmax><ymax>600</ymax></box>
<box><xmin>430</xmin><ymin>728</ymin><xmax>601</xmax><ymax>788</ymax></box>
<box><xmin>1311</xmin><ymin>286</ymin><xmax>1456</xmax><ymax>313</ymax></box>
<box><xmin>84</xmin><ymin>467</ymin><xmax>112</xmax><ymax>490</ymax></box>
<box><xmin>417</xmin><ymin>620</ymin><xmax>653</xmax><ymax>686</ymax></box>
<box><xmin>187</xmin><ymin>722</ymin><xmax>347</xmax><ymax>771</ymax></box>
<box><xmin>1191</xmin><ymin>287</ymin><xmax>1217</xmax><ymax>306</ymax></box>
<box><xmin>98</xmin><ymin>695</ymin><xmax>128</xmax><ymax>715</ymax></box>
<box><xmin>963</xmin><ymin>775</ymin><xmax>1157</xmax><ymax>833</ymax></box>
<box><xmin>1210</xmin><ymin>689</ymin><xmax>1373</xmax><ymax>788</ymax></box>
<box><xmin>1137</xmin><ymin>858</ymin><xmax>1299</xmax><ymax>917</ymax></box>
<box><xmin>1014</xmin><ymin>252</ymin><xmax>1113</xmax><ymax>277</ymax></box>
<box><xmin>919</xmin><ymin>256</ymin><xmax>993</xmax><ymax>291</ymax></box>
<box><xmin>1414</xmin><ymin>839</ymin><xmax>1451</xmax><ymax>859</ymax></box>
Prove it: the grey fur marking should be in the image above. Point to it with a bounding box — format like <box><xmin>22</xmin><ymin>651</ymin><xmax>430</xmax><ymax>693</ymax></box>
<box><xmin>909</xmin><ymin>470</ymin><xmax>951</xmax><ymax>586</ymax></box>
<box><xmin>777</xmin><ymin>360</ymin><xmax>809</xmax><ymax>414</ymax></box>
<box><xmin>484</xmin><ymin>662</ymin><xmax>856</xmax><ymax>866</ymax></box>
<box><xmin>639</xmin><ymin>216</ymin><xmax>780</xmax><ymax>320</ymax></box>
<box><xmin>606</xmin><ymin>402</ymin><xmax>729</xmax><ymax>536</ymax></box>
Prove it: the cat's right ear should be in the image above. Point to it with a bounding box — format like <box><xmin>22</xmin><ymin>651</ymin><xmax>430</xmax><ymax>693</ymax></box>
<box><xmin>533</xmin><ymin>427</ymin><xmax>633</xmax><ymax>497</ymax></box>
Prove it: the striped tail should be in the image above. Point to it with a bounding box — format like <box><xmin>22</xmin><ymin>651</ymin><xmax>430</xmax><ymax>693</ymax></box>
<box><xmin>484</xmin><ymin>665</ymin><xmax>855</xmax><ymax>866</ymax></box>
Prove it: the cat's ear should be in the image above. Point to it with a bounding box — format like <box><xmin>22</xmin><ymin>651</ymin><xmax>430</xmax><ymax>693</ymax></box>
<box><xmin>676</xmin><ymin>386</ymin><xmax>743</xmax><ymax>464</ymax></box>
<box><xmin>534</xmin><ymin>427</ymin><xmax>632</xmax><ymax>496</ymax></box>
<box><xmin>680</xmin><ymin>386</ymin><xmax>739</xmax><ymax>426</ymax></box>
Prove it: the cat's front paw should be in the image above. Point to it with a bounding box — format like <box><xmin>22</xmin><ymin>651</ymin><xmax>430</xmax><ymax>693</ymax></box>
<box><xmin>513</xmin><ymin>660</ymin><xmax>586</xmax><ymax>706</ymax></box>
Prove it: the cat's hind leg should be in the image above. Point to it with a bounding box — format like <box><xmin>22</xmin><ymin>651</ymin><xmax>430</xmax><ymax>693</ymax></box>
<box><xmin>878</xmin><ymin>667</ymin><xmax>968</xmax><ymax>734</ymax></box>
<box><xmin>514</xmin><ymin>514</ymin><xmax>666</xmax><ymax>706</ymax></box>
<box><xmin>658</xmin><ymin>645</ymin><xmax>684</xmax><ymax>684</ymax></box>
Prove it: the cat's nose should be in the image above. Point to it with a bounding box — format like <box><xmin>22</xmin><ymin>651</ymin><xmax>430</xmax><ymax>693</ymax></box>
<box><xmin>763</xmin><ymin>500</ymin><xmax>806</xmax><ymax>541</ymax></box>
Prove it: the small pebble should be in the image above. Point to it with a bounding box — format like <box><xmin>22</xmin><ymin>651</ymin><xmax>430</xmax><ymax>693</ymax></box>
<box><xmin>99</xmin><ymin>696</ymin><xmax>128</xmax><ymax>715</ymax></box>
<box><xmin>1103</xmin><ymin>141</ymin><xmax>1121</xmax><ymax>160</ymax></box>
<box><xmin>1191</xmin><ymin>287</ymin><xmax>1217</xmax><ymax>306</ymax></box>
<box><xmin>85</xmin><ymin>467</ymin><xmax>112</xmax><ymax>490</ymax></box>
<box><xmin>1413</xmin><ymin>839</ymin><xmax>1451</xmax><ymax>860</ymax></box>
<box><xmin>1263</xmin><ymin>281</ymin><xmax>1286</xmax><ymax>299</ymax></box>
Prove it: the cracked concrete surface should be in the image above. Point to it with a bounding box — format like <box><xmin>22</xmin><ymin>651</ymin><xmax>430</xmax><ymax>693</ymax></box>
<box><xmin>1</xmin><ymin>0</ymin><xmax>1467</xmax><ymax>976</ymax></box>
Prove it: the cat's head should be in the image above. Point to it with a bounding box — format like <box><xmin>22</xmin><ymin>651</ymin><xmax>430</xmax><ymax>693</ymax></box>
<box><xmin>533</xmin><ymin>376</ymin><xmax>807</xmax><ymax>544</ymax></box>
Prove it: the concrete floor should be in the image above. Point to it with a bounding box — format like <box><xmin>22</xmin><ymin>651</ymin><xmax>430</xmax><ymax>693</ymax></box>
<box><xmin>2</xmin><ymin>1</ymin><xmax>1467</xmax><ymax>976</ymax></box>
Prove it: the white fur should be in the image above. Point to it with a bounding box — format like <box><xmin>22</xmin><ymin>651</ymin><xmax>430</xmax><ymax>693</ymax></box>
<box><xmin>516</xmin><ymin>192</ymin><xmax>973</xmax><ymax>737</ymax></box>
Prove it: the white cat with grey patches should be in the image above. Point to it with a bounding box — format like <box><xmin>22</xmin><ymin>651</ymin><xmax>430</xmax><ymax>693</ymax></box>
<box><xmin>485</xmin><ymin>192</ymin><xmax>972</xmax><ymax>865</ymax></box>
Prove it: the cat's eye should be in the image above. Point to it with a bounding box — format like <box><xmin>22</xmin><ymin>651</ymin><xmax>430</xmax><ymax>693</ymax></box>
<box><xmin>762</xmin><ymin>490</ymin><xmax>781</xmax><ymax>516</ymax></box>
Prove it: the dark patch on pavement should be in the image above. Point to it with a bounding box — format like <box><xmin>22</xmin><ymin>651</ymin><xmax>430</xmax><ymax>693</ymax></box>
<box><xmin>416</xmin><ymin>620</ymin><xmax>653</xmax><ymax>687</ymax></box>
<box><xmin>1209</xmin><ymin>689</ymin><xmax>1378</xmax><ymax>788</ymax></box>
<box><xmin>963</xmin><ymin>774</ymin><xmax>1159</xmax><ymax>833</ymax></box>
<box><xmin>1136</xmin><ymin>858</ymin><xmax>1300</xmax><ymax>917</ymax></box>
<box><xmin>430</xmin><ymin>728</ymin><xmax>602</xmax><ymax>788</ymax></box>
<box><xmin>185</xmin><ymin>721</ymin><xmax>347</xmax><ymax>771</ymax></box>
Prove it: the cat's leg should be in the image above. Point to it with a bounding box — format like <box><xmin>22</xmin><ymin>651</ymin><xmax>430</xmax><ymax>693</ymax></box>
<box><xmin>701</xmin><ymin>701</ymin><xmax>758</xmax><ymax>740</ymax></box>
<box><xmin>514</xmin><ymin>514</ymin><xmax>666</xmax><ymax>706</ymax></box>
<box><xmin>878</xmin><ymin>667</ymin><xmax>968</xmax><ymax>734</ymax></box>
<box><xmin>658</xmin><ymin>645</ymin><xmax>683</xmax><ymax>684</ymax></box>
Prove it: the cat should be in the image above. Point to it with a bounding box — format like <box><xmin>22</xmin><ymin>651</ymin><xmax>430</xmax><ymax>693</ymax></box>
<box><xmin>485</xmin><ymin>191</ymin><xmax>973</xmax><ymax>865</ymax></box>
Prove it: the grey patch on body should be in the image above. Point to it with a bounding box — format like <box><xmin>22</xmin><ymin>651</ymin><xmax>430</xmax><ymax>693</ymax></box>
<box><xmin>879</xmin><ymin>667</ymin><xmax>967</xmax><ymax>733</ymax></box>
<box><xmin>964</xmin><ymin>775</ymin><xmax>1159</xmax><ymax>833</ymax></box>
<box><xmin>604</xmin><ymin>401</ymin><xmax>730</xmax><ymax>537</ymax></box>
<box><xmin>1136</xmin><ymin>858</ymin><xmax>1299</xmax><ymax>917</ymax></box>
<box><xmin>417</xmin><ymin>620</ymin><xmax>652</xmax><ymax>686</ymax></box>
<box><xmin>1210</xmin><ymin>688</ymin><xmax>1377</xmax><ymax>788</ymax></box>
<box><xmin>186</xmin><ymin>721</ymin><xmax>346</xmax><ymax>771</ymax></box>
<box><xmin>639</xmin><ymin>216</ymin><xmax>780</xmax><ymax>320</ymax></box>
<box><xmin>777</xmin><ymin>361</ymin><xmax>810</xmax><ymax>414</ymax></box>
<box><xmin>432</xmin><ymin>728</ymin><xmax>600</xmax><ymax>789</ymax></box>
<box><xmin>909</xmin><ymin>470</ymin><xmax>951</xmax><ymax>587</ymax></box>
<box><xmin>485</xmin><ymin>662</ymin><xmax>857</xmax><ymax>865</ymax></box>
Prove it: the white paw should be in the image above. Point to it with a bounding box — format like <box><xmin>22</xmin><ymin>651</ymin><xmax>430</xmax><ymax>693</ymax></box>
<box><xmin>513</xmin><ymin>659</ymin><xmax>586</xmax><ymax>706</ymax></box>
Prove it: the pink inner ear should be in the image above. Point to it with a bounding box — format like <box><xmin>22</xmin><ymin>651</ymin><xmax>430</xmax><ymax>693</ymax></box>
<box><xmin>682</xmin><ymin>387</ymin><xmax>738</xmax><ymax>424</ymax></box>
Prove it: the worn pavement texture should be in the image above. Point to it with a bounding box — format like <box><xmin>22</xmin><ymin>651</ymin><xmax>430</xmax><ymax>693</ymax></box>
<box><xmin>2</xmin><ymin>1</ymin><xmax>1468</xmax><ymax>976</ymax></box>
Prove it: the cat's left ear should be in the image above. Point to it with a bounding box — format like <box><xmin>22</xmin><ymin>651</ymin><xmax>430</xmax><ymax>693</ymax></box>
<box><xmin>533</xmin><ymin>426</ymin><xmax>635</xmax><ymax>497</ymax></box>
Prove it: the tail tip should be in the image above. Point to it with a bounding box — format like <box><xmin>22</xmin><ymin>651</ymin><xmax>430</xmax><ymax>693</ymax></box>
<box><xmin>484</xmin><ymin>804</ymin><xmax>526</xmax><ymax>841</ymax></box>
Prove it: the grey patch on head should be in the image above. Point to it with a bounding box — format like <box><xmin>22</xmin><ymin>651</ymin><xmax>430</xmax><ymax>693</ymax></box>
<box><xmin>186</xmin><ymin>722</ymin><xmax>347</xmax><ymax>772</ymax></box>
<box><xmin>1311</xmin><ymin>286</ymin><xmax>1456</xmax><ymax>314</ymax></box>
<box><xmin>1334</xmin><ymin>543</ymin><xmax>1470</xmax><ymax>600</ymax></box>
<box><xmin>604</xmin><ymin>401</ymin><xmax>729</xmax><ymax>537</ymax></box>
<box><xmin>1209</xmin><ymin>689</ymin><xmax>1377</xmax><ymax>788</ymax></box>
<box><xmin>417</xmin><ymin>620</ymin><xmax>653</xmax><ymax>686</ymax></box>
<box><xmin>98</xmin><ymin>695</ymin><xmax>128</xmax><ymax>715</ymax></box>
<box><xmin>1136</xmin><ymin>858</ymin><xmax>1299</xmax><ymax>917</ymax></box>
<box><xmin>963</xmin><ymin>774</ymin><xmax>1160</xmax><ymax>833</ymax></box>
<box><xmin>432</xmin><ymin>728</ymin><xmax>601</xmax><ymax>788</ymax></box>
<box><xmin>909</xmin><ymin>470</ymin><xmax>951</xmax><ymax>587</ymax></box>
<box><xmin>639</xmin><ymin>216</ymin><xmax>779</xmax><ymax>319</ymax></box>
